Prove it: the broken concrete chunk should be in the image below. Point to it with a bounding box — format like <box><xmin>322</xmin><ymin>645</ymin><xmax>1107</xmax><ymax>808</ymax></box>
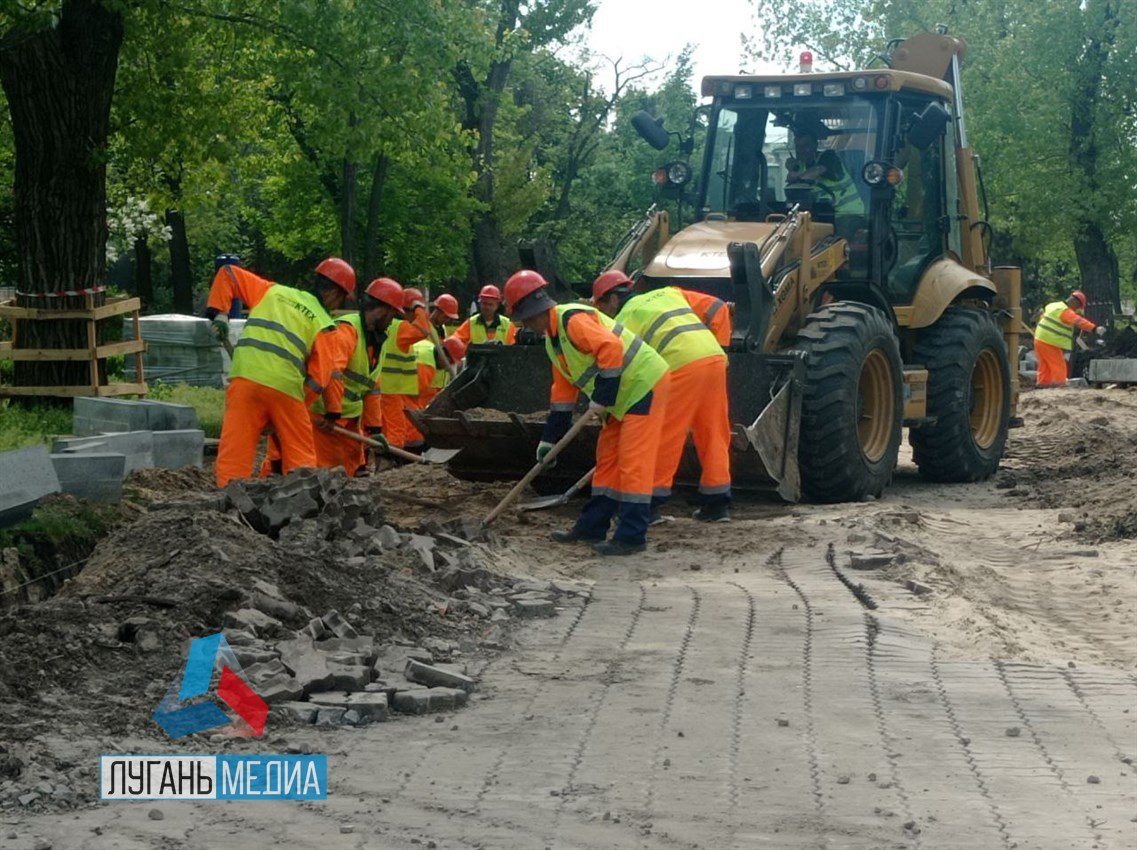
<box><xmin>848</xmin><ymin>553</ymin><xmax>896</xmax><ymax>570</ymax></box>
<box><xmin>222</xmin><ymin>608</ymin><xmax>286</xmax><ymax>639</ymax></box>
<box><xmin>427</xmin><ymin>687</ymin><xmax>468</xmax><ymax>711</ymax></box>
<box><xmin>278</xmin><ymin>700</ymin><xmax>320</xmax><ymax>722</ymax></box>
<box><xmin>256</xmin><ymin>676</ymin><xmax>304</xmax><ymax>704</ymax></box>
<box><xmin>405</xmin><ymin>534</ymin><xmax>437</xmax><ymax>571</ymax></box>
<box><xmin>513</xmin><ymin>599</ymin><xmax>556</xmax><ymax>619</ymax></box>
<box><xmin>315</xmin><ymin>708</ymin><xmax>346</xmax><ymax>726</ymax></box>
<box><xmin>514</xmin><ymin>579</ymin><xmax>553</xmax><ymax>594</ymax></box>
<box><xmin>314</xmin><ymin>636</ymin><xmax>375</xmax><ymax>661</ymax></box>
<box><xmin>391</xmin><ymin>691</ymin><xmax>430</xmax><ymax>715</ymax></box>
<box><xmin>376</xmin><ymin>525</ymin><xmax>403</xmax><ymax>550</ymax></box>
<box><xmin>404</xmin><ymin>659</ymin><xmax>476</xmax><ymax>693</ymax></box>
<box><xmin>246</xmin><ymin>591</ymin><xmax>300</xmax><ymax>622</ymax></box>
<box><xmin>276</xmin><ymin>637</ymin><xmax>336</xmax><ymax>696</ymax></box>
<box><xmin>345</xmin><ymin>691</ymin><xmax>389</xmax><ymax>723</ymax></box>
<box><xmin>321</xmin><ymin>610</ymin><xmax>359</xmax><ymax>639</ymax></box>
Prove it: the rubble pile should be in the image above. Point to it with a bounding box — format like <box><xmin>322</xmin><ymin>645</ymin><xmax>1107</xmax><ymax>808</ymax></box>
<box><xmin>0</xmin><ymin>468</ymin><xmax>591</xmax><ymax>813</ymax></box>
<box><xmin>1000</xmin><ymin>389</ymin><xmax>1137</xmax><ymax>541</ymax></box>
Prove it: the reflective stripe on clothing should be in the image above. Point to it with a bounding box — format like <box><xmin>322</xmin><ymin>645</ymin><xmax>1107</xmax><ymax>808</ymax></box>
<box><xmin>816</xmin><ymin>167</ymin><xmax>864</xmax><ymax>216</ymax></box>
<box><xmin>545</xmin><ymin>305</ymin><xmax>668</xmax><ymax>420</ymax></box>
<box><xmin>469</xmin><ymin>314</ymin><xmax>513</xmax><ymax>344</ymax></box>
<box><xmin>229</xmin><ymin>285</ymin><xmax>335</xmax><ymax>401</ymax></box>
<box><xmin>616</xmin><ymin>287</ymin><xmax>725</xmax><ymax>371</ymax></box>
<box><xmin>312</xmin><ymin>313</ymin><xmax>372</xmax><ymax>419</ymax></box>
<box><xmin>1034</xmin><ymin>301</ymin><xmax>1076</xmax><ymax>350</ymax></box>
<box><xmin>378</xmin><ymin>319</ymin><xmax>423</xmax><ymax>394</ymax></box>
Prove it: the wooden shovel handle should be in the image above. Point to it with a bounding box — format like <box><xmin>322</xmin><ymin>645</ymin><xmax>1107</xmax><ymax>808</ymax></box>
<box><xmin>483</xmin><ymin>411</ymin><xmax>597</xmax><ymax>526</ymax></box>
<box><xmin>332</xmin><ymin>425</ymin><xmax>426</xmax><ymax>464</ymax></box>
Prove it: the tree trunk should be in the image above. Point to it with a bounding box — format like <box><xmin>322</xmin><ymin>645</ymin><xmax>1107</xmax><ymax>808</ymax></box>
<box><xmin>1067</xmin><ymin>0</ymin><xmax>1120</xmax><ymax>327</ymax></box>
<box><xmin>363</xmin><ymin>153</ymin><xmax>389</xmax><ymax>283</ymax></box>
<box><xmin>133</xmin><ymin>235</ymin><xmax>153</xmax><ymax>308</ymax></box>
<box><xmin>165</xmin><ymin>208</ymin><xmax>193</xmax><ymax>313</ymax></box>
<box><xmin>0</xmin><ymin>0</ymin><xmax>123</xmax><ymax>389</ymax></box>
<box><xmin>1073</xmin><ymin>222</ymin><xmax>1120</xmax><ymax>326</ymax></box>
<box><xmin>340</xmin><ymin>156</ymin><xmax>357</xmax><ymax>264</ymax></box>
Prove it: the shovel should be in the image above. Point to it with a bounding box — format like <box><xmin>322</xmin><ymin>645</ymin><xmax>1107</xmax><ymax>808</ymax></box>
<box><xmin>519</xmin><ymin>467</ymin><xmax>595</xmax><ymax>511</ymax></box>
<box><xmin>483</xmin><ymin>410</ymin><xmax>597</xmax><ymax>527</ymax></box>
<box><xmin>333</xmin><ymin>425</ymin><xmax>460</xmax><ymax>465</ymax></box>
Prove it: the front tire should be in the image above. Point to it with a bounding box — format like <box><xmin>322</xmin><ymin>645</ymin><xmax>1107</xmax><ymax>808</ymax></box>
<box><xmin>791</xmin><ymin>303</ymin><xmax>903</xmax><ymax>502</ymax></box>
<box><xmin>911</xmin><ymin>307</ymin><xmax>1011</xmax><ymax>481</ymax></box>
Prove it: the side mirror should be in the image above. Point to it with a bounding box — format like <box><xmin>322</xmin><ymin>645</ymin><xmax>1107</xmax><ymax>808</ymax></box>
<box><xmin>905</xmin><ymin>101</ymin><xmax>951</xmax><ymax>150</ymax></box>
<box><xmin>631</xmin><ymin>110</ymin><xmax>671</xmax><ymax>151</ymax></box>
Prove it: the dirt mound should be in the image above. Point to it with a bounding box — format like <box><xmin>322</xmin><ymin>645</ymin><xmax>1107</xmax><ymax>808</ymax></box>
<box><xmin>1000</xmin><ymin>388</ymin><xmax>1137</xmax><ymax>541</ymax></box>
<box><xmin>0</xmin><ymin>467</ymin><xmax>565</xmax><ymax>812</ymax></box>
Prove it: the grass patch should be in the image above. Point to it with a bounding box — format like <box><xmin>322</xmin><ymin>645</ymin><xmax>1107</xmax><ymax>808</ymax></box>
<box><xmin>0</xmin><ymin>402</ymin><xmax>72</xmax><ymax>452</ymax></box>
<box><xmin>0</xmin><ymin>496</ymin><xmax>120</xmax><ymax>590</ymax></box>
<box><xmin>147</xmin><ymin>382</ymin><xmax>225</xmax><ymax>438</ymax></box>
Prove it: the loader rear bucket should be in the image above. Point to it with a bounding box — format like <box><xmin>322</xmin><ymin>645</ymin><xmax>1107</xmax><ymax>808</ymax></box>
<box><xmin>409</xmin><ymin>343</ymin><xmax>804</xmax><ymax>501</ymax></box>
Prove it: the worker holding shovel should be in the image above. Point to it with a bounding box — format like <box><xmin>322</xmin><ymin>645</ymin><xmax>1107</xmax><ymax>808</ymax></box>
<box><xmin>504</xmin><ymin>269</ymin><xmax>671</xmax><ymax>556</ymax></box>
<box><xmin>205</xmin><ymin>257</ymin><xmax>354</xmax><ymax>486</ymax></box>
<box><xmin>592</xmin><ymin>270</ymin><xmax>733</xmax><ymax>523</ymax></box>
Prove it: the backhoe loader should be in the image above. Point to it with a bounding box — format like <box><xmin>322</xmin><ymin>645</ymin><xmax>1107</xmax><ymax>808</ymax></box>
<box><xmin>413</xmin><ymin>31</ymin><xmax>1021</xmax><ymax>503</ymax></box>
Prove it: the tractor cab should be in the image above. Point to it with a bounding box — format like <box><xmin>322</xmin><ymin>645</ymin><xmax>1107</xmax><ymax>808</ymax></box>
<box><xmin>685</xmin><ymin>67</ymin><xmax>960</xmax><ymax>309</ymax></box>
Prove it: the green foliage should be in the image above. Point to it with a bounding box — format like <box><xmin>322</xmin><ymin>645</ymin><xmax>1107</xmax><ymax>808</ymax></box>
<box><xmin>0</xmin><ymin>402</ymin><xmax>71</xmax><ymax>452</ymax></box>
<box><xmin>147</xmin><ymin>382</ymin><xmax>225</xmax><ymax>437</ymax></box>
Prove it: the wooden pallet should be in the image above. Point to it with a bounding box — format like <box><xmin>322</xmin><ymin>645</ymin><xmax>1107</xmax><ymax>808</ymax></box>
<box><xmin>0</xmin><ymin>294</ymin><xmax>147</xmax><ymax>398</ymax></box>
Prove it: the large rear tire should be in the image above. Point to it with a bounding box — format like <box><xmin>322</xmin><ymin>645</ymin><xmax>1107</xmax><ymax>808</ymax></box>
<box><xmin>911</xmin><ymin>307</ymin><xmax>1011</xmax><ymax>481</ymax></box>
<box><xmin>791</xmin><ymin>303</ymin><xmax>903</xmax><ymax>502</ymax></box>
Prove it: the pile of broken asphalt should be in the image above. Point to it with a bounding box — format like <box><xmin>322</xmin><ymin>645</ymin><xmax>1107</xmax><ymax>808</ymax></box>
<box><xmin>0</xmin><ymin>467</ymin><xmax>591</xmax><ymax>813</ymax></box>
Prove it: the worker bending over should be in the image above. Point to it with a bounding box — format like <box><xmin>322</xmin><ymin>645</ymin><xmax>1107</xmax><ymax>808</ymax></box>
<box><xmin>413</xmin><ymin>335</ymin><xmax>467</xmax><ymax>407</ymax></box>
<box><xmin>1033</xmin><ymin>289</ymin><xmax>1104</xmax><ymax>387</ymax></box>
<box><xmin>455</xmin><ymin>285</ymin><xmax>517</xmax><ymax>345</ymax></box>
<box><xmin>206</xmin><ymin>258</ymin><xmax>354</xmax><ymax>486</ymax></box>
<box><xmin>505</xmin><ymin>270</ymin><xmax>670</xmax><ymax>556</ymax></box>
<box><xmin>593</xmin><ymin>271</ymin><xmax>733</xmax><ymax>522</ymax></box>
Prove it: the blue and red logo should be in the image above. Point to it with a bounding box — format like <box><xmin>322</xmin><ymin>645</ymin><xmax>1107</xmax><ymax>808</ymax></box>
<box><xmin>153</xmin><ymin>633</ymin><xmax>268</xmax><ymax>739</ymax></box>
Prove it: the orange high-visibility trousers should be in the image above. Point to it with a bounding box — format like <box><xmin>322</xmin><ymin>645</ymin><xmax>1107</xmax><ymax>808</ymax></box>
<box><xmin>653</xmin><ymin>355</ymin><xmax>732</xmax><ymax>501</ymax></box>
<box><xmin>592</xmin><ymin>372</ymin><xmax>672</xmax><ymax>505</ymax></box>
<box><xmin>216</xmin><ymin>377</ymin><xmax>317</xmax><ymax>487</ymax></box>
<box><xmin>1034</xmin><ymin>338</ymin><xmax>1069</xmax><ymax>387</ymax></box>
<box><xmin>379</xmin><ymin>394</ymin><xmax>412</xmax><ymax>448</ymax></box>
<box><xmin>260</xmin><ymin>415</ymin><xmax>366</xmax><ymax>477</ymax></box>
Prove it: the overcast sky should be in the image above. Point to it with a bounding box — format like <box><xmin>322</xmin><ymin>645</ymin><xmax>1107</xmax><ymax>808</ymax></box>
<box><xmin>585</xmin><ymin>0</ymin><xmax>775</xmax><ymax>95</ymax></box>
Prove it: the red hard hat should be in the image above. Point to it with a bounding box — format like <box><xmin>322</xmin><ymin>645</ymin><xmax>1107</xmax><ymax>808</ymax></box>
<box><xmin>1070</xmin><ymin>290</ymin><xmax>1087</xmax><ymax>310</ymax></box>
<box><xmin>442</xmin><ymin>335</ymin><xmax>467</xmax><ymax>363</ymax></box>
<box><xmin>591</xmin><ymin>269</ymin><xmax>633</xmax><ymax>303</ymax></box>
<box><xmin>503</xmin><ymin>270</ymin><xmax>549</xmax><ymax>317</ymax></box>
<box><xmin>314</xmin><ymin>257</ymin><xmax>356</xmax><ymax>295</ymax></box>
<box><xmin>362</xmin><ymin>277</ymin><xmax>404</xmax><ymax>311</ymax></box>
<box><xmin>432</xmin><ymin>293</ymin><xmax>459</xmax><ymax>320</ymax></box>
<box><xmin>402</xmin><ymin>287</ymin><xmax>426</xmax><ymax>310</ymax></box>
<box><xmin>478</xmin><ymin>284</ymin><xmax>502</xmax><ymax>303</ymax></box>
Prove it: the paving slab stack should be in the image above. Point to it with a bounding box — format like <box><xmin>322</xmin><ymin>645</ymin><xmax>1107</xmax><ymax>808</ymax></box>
<box><xmin>0</xmin><ymin>398</ymin><xmax>208</xmax><ymax>513</ymax></box>
<box><xmin>121</xmin><ymin>314</ymin><xmax>246</xmax><ymax>387</ymax></box>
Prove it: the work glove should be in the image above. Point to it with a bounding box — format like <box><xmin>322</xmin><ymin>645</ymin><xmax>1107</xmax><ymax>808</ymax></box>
<box><xmin>1095</xmin><ymin>325</ymin><xmax>1106</xmax><ymax>337</ymax></box>
<box><xmin>536</xmin><ymin>441</ymin><xmax>556</xmax><ymax>468</ymax></box>
<box><xmin>210</xmin><ymin>313</ymin><xmax>230</xmax><ymax>343</ymax></box>
<box><xmin>368</xmin><ymin>431</ymin><xmax>390</xmax><ymax>452</ymax></box>
<box><xmin>315</xmin><ymin>412</ymin><xmax>339</xmax><ymax>434</ymax></box>
<box><xmin>515</xmin><ymin>327</ymin><xmax>540</xmax><ymax>345</ymax></box>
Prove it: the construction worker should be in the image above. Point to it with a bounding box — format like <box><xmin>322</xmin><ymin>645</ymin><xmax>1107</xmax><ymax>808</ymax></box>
<box><xmin>592</xmin><ymin>270</ymin><xmax>733</xmax><ymax>522</ymax></box>
<box><xmin>787</xmin><ymin>125</ymin><xmax>865</xmax><ymax>238</ymax></box>
<box><xmin>505</xmin><ymin>269</ymin><xmax>671</xmax><ymax>556</ymax></box>
<box><xmin>1033</xmin><ymin>289</ymin><xmax>1104</xmax><ymax>387</ymax></box>
<box><xmin>377</xmin><ymin>287</ymin><xmax>451</xmax><ymax>449</ymax></box>
<box><xmin>431</xmin><ymin>294</ymin><xmax>461</xmax><ymax>335</ymax></box>
<box><xmin>206</xmin><ymin>258</ymin><xmax>354</xmax><ymax>487</ymax></box>
<box><xmin>358</xmin><ymin>278</ymin><xmax>406</xmax><ymax>465</ymax></box>
<box><xmin>412</xmin><ymin>335</ymin><xmax>467</xmax><ymax>408</ymax></box>
<box><xmin>455</xmin><ymin>284</ymin><xmax>518</xmax><ymax>345</ymax></box>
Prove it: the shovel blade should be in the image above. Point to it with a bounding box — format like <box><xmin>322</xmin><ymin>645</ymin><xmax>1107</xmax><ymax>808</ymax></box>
<box><xmin>518</xmin><ymin>494</ymin><xmax>567</xmax><ymax>511</ymax></box>
<box><xmin>420</xmin><ymin>447</ymin><xmax>462</xmax><ymax>464</ymax></box>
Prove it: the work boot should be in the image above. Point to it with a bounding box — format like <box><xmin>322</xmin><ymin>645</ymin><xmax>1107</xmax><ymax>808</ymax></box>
<box><xmin>591</xmin><ymin>539</ymin><xmax>646</xmax><ymax>557</ymax></box>
<box><xmin>551</xmin><ymin>528</ymin><xmax>604</xmax><ymax>544</ymax></box>
<box><xmin>692</xmin><ymin>503</ymin><xmax>731</xmax><ymax>523</ymax></box>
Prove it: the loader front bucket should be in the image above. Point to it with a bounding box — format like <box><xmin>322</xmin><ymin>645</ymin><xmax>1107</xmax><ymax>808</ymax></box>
<box><xmin>409</xmin><ymin>343</ymin><xmax>804</xmax><ymax>501</ymax></box>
